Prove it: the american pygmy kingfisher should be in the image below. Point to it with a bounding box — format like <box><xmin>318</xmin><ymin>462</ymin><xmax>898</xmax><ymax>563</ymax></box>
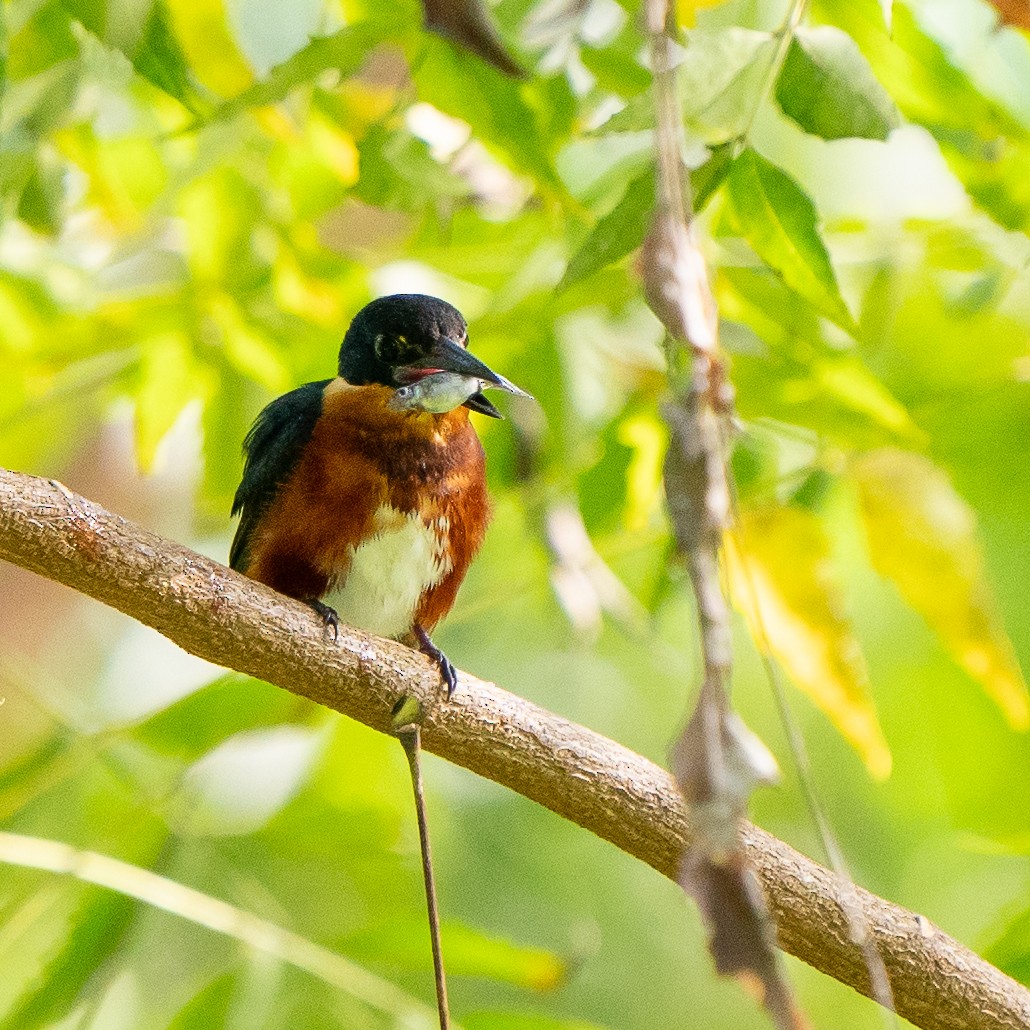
<box><xmin>229</xmin><ymin>294</ymin><xmax>530</xmax><ymax>694</ymax></box>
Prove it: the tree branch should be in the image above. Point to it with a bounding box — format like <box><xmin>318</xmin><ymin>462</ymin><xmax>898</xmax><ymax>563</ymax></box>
<box><xmin>1</xmin><ymin>466</ymin><xmax>1028</xmax><ymax>1030</ymax></box>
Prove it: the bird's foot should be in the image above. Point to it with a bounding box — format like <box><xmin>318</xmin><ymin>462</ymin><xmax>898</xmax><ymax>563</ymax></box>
<box><xmin>307</xmin><ymin>599</ymin><xmax>339</xmax><ymax>641</ymax></box>
<box><xmin>415</xmin><ymin>624</ymin><xmax>458</xmax><ymax>697</ymax></box>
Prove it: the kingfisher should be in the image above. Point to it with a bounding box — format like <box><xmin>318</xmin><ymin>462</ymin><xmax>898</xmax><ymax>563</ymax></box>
<box><xmin>229</xmin><ymin>294</ymin><xmax>530</xmax><ymax>694</ymax></box>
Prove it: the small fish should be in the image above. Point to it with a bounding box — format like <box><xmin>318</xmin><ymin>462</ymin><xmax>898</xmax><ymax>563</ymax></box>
<box><xmin>389</xmin><ymin>372</ymin><xmax>482</xmax><ymax>413</ymax></box>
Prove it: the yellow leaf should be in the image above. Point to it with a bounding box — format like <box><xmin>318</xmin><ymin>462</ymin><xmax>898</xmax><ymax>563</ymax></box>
<box><xmin>619</xmin><ymin>413</ymin><xmax>667</xmax><ymax>532</ymax></box>
<box><xmin>677</xmin><ymin>0</ymin><xmax>732</xmax><ymax>27</ymax></box>
<box><xmin>164</xmin><ymin>0</ymin><xmax>254</xmax><ymax>97</ymax></box>
<box><xmin>728</xmin><ymin>504</ymin><xmax>892</xmax><ymax>779</ymax></box>
<box><xmin>853</xmin><ymin>449</ymin><xmax>1030</xmax><ymax>729</ymax></box>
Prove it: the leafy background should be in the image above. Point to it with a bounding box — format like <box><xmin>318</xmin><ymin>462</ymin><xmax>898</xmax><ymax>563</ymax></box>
<box><xmin>2</xmin><ymin>0</ymin><xmax>1030</xmax><ymax>1026</ymax></box>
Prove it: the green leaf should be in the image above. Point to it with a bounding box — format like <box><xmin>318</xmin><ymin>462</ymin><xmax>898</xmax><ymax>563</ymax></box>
<box><xmin>560</xmin><ymin>143</ymin><xmax>733</xmax><ymax>291</ymax></box>
<box><xmin>0</xmin><ymin>736</ymin><xmax>82</xmax><ymax>823</ymax></box>
<box><xmin>579</xmin><ymin>42</ymin><xmax>649</xmax><ymax>97</ymax></box>
<box><xmin>985</xmin><ymin>902</ymin><xmax>1030</xmax><ymax>985</ymax></box>
<box><xmin>131</xmin><ymin>0</ymin><xmax>199</xmax><ymax>111</ymax></box>
<box><xmin>16</xmin><ymin>157</ymin><xmax>63</xmax><ymax>235</ymax></box>
<box><xmin>776</xmin><ymin>26</ymin><xmax>899</xmax><ymax>141</ymax></box>
<box><xmin>679</xmin><ymin>27</ymin><xmax>777</xmax><ymax>142</ymax></box>
<box><xmin>691</xmin><ymin>141</ymin><xmax>735</xmax><ymax>211</ymax></box>
<box><xmin>8</xmin><ymin>1</ymin><xmax>78</xmax><ymax>79</ymax></box>
<box><xmin>560</xmin><ymin>168</ymin><xmax>653</xmax><ymax>289</ymax></box>
<box><xmin>412</xmin><ymin>39</ymin><xmax>566</xmax><ymax>193</ymax></box>
<box><xmin>61</xmin><ymin>0</ymin><xmax>201</xmax><ymax>111</ymax></box>
<box><xmin>599</xmin><ymin>28</ymin><xmax>776</xmax><ymax>142</ymax></box>
<box><xmin>134</xmin><ymin>673</ymin><xmax>310</xmax><ymax>761</ymax></box>
<box><xmin>726</xmin><ymin>148</ymin><xmax>856</xmax><ymax>334</ymax></box>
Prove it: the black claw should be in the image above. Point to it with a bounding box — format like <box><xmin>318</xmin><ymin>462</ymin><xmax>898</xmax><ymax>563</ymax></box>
<box><xmin>308</xmin><ymin>599</ymin><xmax>339</xmax><ymax>641</ymax></box>
<box><xmin>415</xmin><ymin>624</ymin><xmax>458</xmax><ymax>697</ymax></box>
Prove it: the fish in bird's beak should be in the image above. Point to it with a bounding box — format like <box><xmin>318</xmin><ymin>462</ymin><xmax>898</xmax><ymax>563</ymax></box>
<box><xmin>394</xmin><ymin>336</ymin><xmax>532</xmax><ymax>419</ymax></box>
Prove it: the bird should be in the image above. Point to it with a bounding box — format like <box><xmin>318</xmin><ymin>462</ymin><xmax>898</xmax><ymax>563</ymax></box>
<box><xmin>229</xmin><ymin>293</ymin><xmax>530</xmax><ymax>695</ymax></box>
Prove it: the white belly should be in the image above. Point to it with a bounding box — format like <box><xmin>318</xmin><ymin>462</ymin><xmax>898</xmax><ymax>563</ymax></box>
<box><xmin>323</xmin><ymin>506</ymin><xmax>452</xmax><ymax>639</ymax></box>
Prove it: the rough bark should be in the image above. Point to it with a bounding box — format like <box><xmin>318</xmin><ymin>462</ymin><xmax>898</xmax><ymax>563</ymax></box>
<box><xmin>2</xmin><ymin>467</ymin><xmax>1029</xmax><ymax>1030</ymax></box>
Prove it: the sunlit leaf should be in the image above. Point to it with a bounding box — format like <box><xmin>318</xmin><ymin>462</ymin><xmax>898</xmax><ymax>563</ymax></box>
<box><xmin>163</xmin><ymin>0</ymin><xmax>253</xmax><ymax>97</ymax></box>
<box><xmin>620</xmin><ymin>413</ymin><xmax>667</xmax><ymax>532</ymax></box>
<box><xmin>727</xmin><ymin>503</ymin><xmax>892</xmax><ymax>779</ymax></box>
<box><xmin>676</xmin><ymin>0</ymin><xmax>735</xmax><ymax>27</ymax></box>
<box><xmin>57</xmin><ymin>127</ymin><xmax>168</xmax><ymax>229</ymax></box>
<box><xmin>178</xmin><ymin>168</ymin><xmax>265</xmax><ymax>289</ymax></box>
<box><xmin>776</xmin><ymin>26</ymin><xmax>899</xmax><ymax>141</ymax></box>
<box><xmin>209</xmin><ymin>20</ymin><xmax>395</xmax><ymax>122</ymax></box>
<box><xmin>726</xmin><ymin>149</ymin><xmax>857</xmax><ymax>334</ymax></box>
<box><xmin>853</xmin><ymin>449</ymin><xmax>1030</xmax><ymax>730</ymax></box>
<box><xmin>811</xmin><ymin>357</ymin><xmax>921</xmax><ymax>443</ymax></box>
<box><xmin>132</xmin><ymin>330</ymin><xmax>210</xmax><ymax>472</ymax></box>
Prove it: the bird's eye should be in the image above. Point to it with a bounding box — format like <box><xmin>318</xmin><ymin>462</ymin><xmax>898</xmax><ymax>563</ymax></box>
<box><xmin>396</xmin><ymin>386</ymin><xmax>413</xmax><ymax>399</ymax></box>
<box><xmin>374</xmin><ymin>334</ymin><xmax>400</xmax><ymax>362</ymax></box>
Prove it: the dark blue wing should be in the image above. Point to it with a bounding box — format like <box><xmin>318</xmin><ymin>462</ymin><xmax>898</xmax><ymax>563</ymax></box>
<box><xmin>229</xmin><ymin>379</ymin><xmax>331</xmax><ymax>572</ymax></box>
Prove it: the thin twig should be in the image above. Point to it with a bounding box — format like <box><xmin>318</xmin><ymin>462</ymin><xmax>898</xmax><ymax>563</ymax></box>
<box><xmin>394</xmin><ymin>700</ymin><xmax>451</xmax><ymax>1030</ymax></box>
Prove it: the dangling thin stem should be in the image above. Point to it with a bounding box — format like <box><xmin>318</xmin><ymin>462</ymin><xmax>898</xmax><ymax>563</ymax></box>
<box><xmin>393</xmin><ymin>698</ymin><xmax>450</xmax><ymax>1030</ymax></box>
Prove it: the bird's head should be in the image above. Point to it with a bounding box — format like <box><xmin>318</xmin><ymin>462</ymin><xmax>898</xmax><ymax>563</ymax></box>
<box><xmin>337</xmin><ymin>294</ymin><xmax>527</xmax><ymax>418</ymax></box>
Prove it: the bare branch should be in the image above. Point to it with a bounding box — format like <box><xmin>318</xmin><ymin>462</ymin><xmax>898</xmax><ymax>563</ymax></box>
<box><xmin>2</xmin><ymin>467</ymin><xmax>1029</xmax><ymax>1030</ymax></box>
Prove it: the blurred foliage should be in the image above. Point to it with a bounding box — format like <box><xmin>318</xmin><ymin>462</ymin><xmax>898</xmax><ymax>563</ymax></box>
<box><xmin>1</xmin><ymin>0</ymin><xmax>1030</xmax><ymax>1027</ymax></box>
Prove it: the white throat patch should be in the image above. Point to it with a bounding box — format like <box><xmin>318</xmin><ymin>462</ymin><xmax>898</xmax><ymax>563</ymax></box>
<box><xmin>324</xmin><ymin>506</ymin><xmax>452</xmax><ymax>639</ymax></box>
